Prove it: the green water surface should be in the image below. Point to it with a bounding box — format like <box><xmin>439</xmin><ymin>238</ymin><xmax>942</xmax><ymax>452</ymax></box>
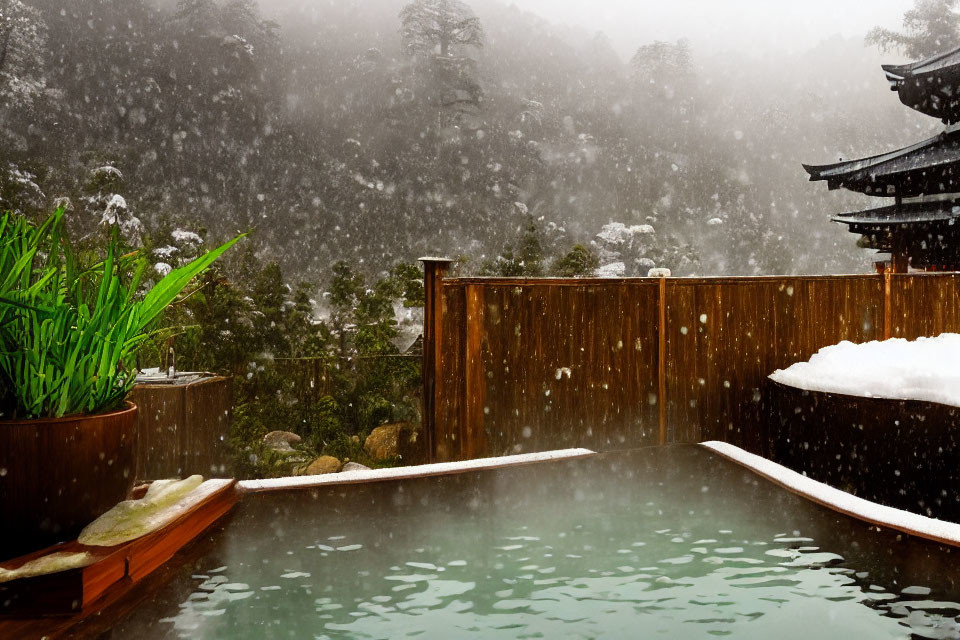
<box><xmin>108</xmin><ymin>447</ymin><xmax>960</xmax><ymax>639</ymax></box>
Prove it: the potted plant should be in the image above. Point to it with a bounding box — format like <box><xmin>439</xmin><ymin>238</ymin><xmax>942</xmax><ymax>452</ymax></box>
<box><xmin>0</xmin><ymin>208</ymin><xmax>241</xmax><ymax>557</ymax></box>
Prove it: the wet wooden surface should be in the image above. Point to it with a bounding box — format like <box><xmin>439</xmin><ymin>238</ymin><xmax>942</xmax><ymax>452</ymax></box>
<box><xmin>435</xmin><ymin>285</ymin><xmax>466</xmax><ymax>462</ymax></box>
<box><xmin>0</xmin><ymin>403</ymin><xmax>137</xmax><ymax>560</ymax></box>
<box><xmin>129</xmin><ymin>377</ymin><xmax>233</xmax><ymax>482</ymax></box>
<box><xmin>437</xmin><ymin>280</ymin><xmax>661</xmax><ymax>460</ymax></box>
<box><xmin>431</xmin><ymin>274</ymin><xmax>957</xmax><ymax>462</ymax></box>
<box><xmin>0</xmin><ymin>481</ymin><xmax>237</xmax><ymax>638</ymax></box>
<box><xmin>888</xmin><ymin>273</ymin><xmax>960</xmax><ymax>339</ymax></box>
<box><xmin>770</xmin><ymin>381</ymin><xmax>960</xmax><ymax>522</ymax></box>
<box><xmin>663</xmin><ymin>276</ymin><xmax>882</xmax><ymax>453</ymax></box>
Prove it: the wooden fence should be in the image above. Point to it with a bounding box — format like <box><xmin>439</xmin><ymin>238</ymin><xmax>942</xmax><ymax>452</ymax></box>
<box><xmin>420</xmin><ymin>262</ymin><xmax>960</xmax><ymax>462</ymax></box>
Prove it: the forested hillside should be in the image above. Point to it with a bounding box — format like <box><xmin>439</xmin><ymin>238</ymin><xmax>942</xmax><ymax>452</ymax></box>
<box><xmin>1</xmin><ymin>0</ymin><xmax>937</xmax><ymax>280</ymax></box>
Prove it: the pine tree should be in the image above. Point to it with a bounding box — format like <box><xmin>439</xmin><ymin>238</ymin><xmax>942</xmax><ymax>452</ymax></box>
<box><xmin>399</xmin><ymin>0</ymin><xmax>483</xmax><ymax>58</ymax></box>
<box><xmin>0</xmin><ymin>0</ymin><xmax>48</xmax><ymax>111</ymax></box>
<box><xmin>399</xmin><ymin>0</ymin><xmax>485</xmax><ymax>136</ymax></box>
<box><xmin>867</xmin><ymin>0</ymin><xmax>960</xmax><ymax>58</ymax></box>
<box><xmin>553</xmin><ymin>245</ymin><xmax>600</xmax><ymax>277</ymax></box>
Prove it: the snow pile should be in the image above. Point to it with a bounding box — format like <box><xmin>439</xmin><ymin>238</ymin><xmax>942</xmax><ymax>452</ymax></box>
<box><xmin>92</xmin><ymin>192</ymin><xmax>143</xmax><ymax>245</ymax></box>
<box><xmin>98</xmin><ymin>194</ymin><xmax>128</xmax><ymax>226</ymax></box>
<box><xmin>592</xmin><ymin>222</ymin><xmax>658</xmax><ymax>277</ymax></box>
<box><xmin>171</xmin><ymin>229</ymin><xmax>203</xmax><ymax>244</ymax></box>
<box><xmin>769</xmin><ymin>334</ymin><xmax>960</xmax><ymax>408</ymax></box>
<box><xmin>91</xmin><ymin>165</ymin><xmax>123</xmax><ymax>181</ymax></box>
<box><xmin>154</xmin><ymin>245</ymin><xmax>178</xmax><ymax>258</ymax></box>
<box><xmin>595</xmin><ymin>222</ymin><xmax>654</xmax><ymax>244</ymax></box>
<box><xmin>78</xmin><ymin>476</ymin><xmax>211</xmax><ymax>547</ymax></box>
<box><xmin>0</xmin><ymin>551</ymin><xmax>96</xmax><ymax>584</ymax></box>
<box><xmin>595</xmin><ymin>262</ymin><xmax>626</xmax><ymax>278</ymax></box>
<box><xmin>8</xmin><ymin>167</ymin><xmax>44</xmax><ymax>200</ymax></box>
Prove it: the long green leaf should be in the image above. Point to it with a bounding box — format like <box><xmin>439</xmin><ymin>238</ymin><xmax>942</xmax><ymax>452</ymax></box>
<box><xmin>135</xmin><ymin>234</ymin><xmax>245</xmax><ymax>331</ymax></box>
<box><xmin>0</xmin><ymin>208</ymin><xmax>242</xmax><ymax>418</ymax></box>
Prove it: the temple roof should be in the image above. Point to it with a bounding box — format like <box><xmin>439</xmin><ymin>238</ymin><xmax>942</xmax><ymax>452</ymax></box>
<box><xmin>803</xmin><ymin>130</ymin><xmax>960</xmax><ymax>198</ymax></box>
<box><xmin>832</xmin><ymin>199</ymin><xmax>960</xmax><ymax>229</ymax></box>
<box><xmin>834</xmin><ymin>199</ymin><xmax>960</xmax><ymax>269</ymax></box>
<box><xmin>883</xmin><ymin>46</ymin><xmax>960</xmax><ymax>123</ymax></box>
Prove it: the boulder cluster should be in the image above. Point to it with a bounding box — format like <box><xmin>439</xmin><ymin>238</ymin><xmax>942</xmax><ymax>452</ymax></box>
<box><xmin>260</xmin><ymin>423</ymin><xmax>424</xmax><ymax>476</ymax></box>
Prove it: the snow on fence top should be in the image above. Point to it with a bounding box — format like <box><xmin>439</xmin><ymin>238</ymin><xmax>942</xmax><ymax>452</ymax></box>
<box><xmin>769</xmin><ymin>334</ymin><xmax>960</xmax><ymax>408</ymax></box>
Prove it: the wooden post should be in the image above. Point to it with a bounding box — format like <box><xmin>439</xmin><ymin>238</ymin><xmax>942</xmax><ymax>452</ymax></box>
<box><xmin>658</xmin><ymin>276</ymin><xmax>668</xmax><ymax>445</ymax></box>
<box><xmin>420</xmin><ymin>257</ymin><xmax>453</xmax><ymax>463</ymax></box>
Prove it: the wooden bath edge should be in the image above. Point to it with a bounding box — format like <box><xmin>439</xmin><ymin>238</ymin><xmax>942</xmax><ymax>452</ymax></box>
<box><xmin>237</xmin><ymin>448</ymin><xmax>599</xmax><ymax>494</ymax></box>
<box><xmin>701</xmin><ymin>441</ymin><xmax>960</xmax><ymax>548</ymax></box>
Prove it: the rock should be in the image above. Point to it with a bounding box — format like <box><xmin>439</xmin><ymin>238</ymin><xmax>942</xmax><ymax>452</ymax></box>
<box><xmin>275</xmin><ymin>455</ymin><xmax>309</xmax><ymax>477</ymax></box>
<box><xmin>364</xmin><ymin>423</ymin><xmax>425</xmax><ymax>463</ymax></box>
<box><xmin>262</xmin><ymin>431</ymin><xmax>301</xmax><ymax>454</ymax></box>
<box><xmin>342</xmin><ymin>461</ymin><xmax>371</xmax><ymax>472</ymax></box>
<box><xmin>303</xmin><ymin>456</ymin><xmax>341</xmax><ymax>475</ymax></box>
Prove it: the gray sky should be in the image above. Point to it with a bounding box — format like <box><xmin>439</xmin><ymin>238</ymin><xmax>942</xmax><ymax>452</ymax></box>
<box><xmin>505</xmin><ymin>0</ymin><xmax>914</xmax><ymax>58</ymax></box>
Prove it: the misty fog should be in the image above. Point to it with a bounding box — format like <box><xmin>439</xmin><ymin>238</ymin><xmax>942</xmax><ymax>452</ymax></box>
<box><xmin>0</xmin><ymin>0</ymin><xmax>936</xmax><ymax>279</ymax></box>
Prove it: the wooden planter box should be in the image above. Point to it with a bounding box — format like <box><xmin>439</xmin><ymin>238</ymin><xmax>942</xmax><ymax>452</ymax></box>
<box><xmin>769</xmin><ymin>380</ymin><xmax>960</xmax><ymax>521</ymax></box>
<box><xmin>0</xmin><ymin>479</ymin><xmax>237</xmax><ymax>623</ymax></box>
<box><xmin>129</xmin><ymin>376</ymin><xmax>233</xmax><ymax>482</ymax></box>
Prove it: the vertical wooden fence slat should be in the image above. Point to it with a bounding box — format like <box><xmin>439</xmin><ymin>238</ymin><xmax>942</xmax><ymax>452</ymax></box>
<box><xmin>419</xmin><ymin>258</ymin><xmax>452</xmax><ymax>463</ymax></box>
<box><xmin>658</xmin><ymin>277</ymin><xmax>667</xmax><ymax>445</ymax></box>
<box><xmin>436</xmin><ymin>285</ymin><xmax>467</xmax><ymax>460</ymax></box>
<box><xmin>464</xmin><ymin>285</ymin><xmax>487</xmax><ymax>459</ymax></box>
<box><xmin>884</xmin><ymin>271</ymin><xmax>893</xmax><ymax>340</ymax></box>
<box><xmin>664</xmin><ymin>281</ymin><xmax>698</xmax><ymax>444</ymax></box>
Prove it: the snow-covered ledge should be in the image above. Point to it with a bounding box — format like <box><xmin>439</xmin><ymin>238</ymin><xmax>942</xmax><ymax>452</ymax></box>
<box><xmin>703</xmin><ymin>441</ymin><xmax>960</xmax><ymax>548</ymax></box>
<box><xmin>239</xmin><ymin>448</ymin><xmax>596</xmax><ymax>493</ymax></box>
<box><xmin>769</xmin><ymin>334</ymin><xmax>960</xmax><ymax>407</ymax></box>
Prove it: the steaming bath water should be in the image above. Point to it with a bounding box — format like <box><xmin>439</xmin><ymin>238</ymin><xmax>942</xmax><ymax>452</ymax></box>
<box><xmin>107</xmin><ymin>447</ymin><xmax>960</xmax><ymax>639</ymax></box>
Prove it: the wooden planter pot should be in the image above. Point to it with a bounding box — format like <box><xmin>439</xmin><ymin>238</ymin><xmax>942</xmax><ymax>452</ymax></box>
<box><xmin>768</xmin><ymin>380</ymin><xmax>960</xmax><ymax>522</ymax></box>
<box><xmin>0</xmin><ymin>403</ymin><xmax>137</xmax><ymax>561</ymax></box>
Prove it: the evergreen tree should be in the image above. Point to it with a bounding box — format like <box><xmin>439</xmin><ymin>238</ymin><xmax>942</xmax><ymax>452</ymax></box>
<box><xmin>629</xmin><ymin>39</ymin><xmax>699</xmax><ymax>145</ymax></box>
<box><xmin>517</xmin><ymin>218</ymin><xmax>544</xmax><ymax>277</ymax></box>
<box><xmin>480</xmin><ymin>216</ymin><xmax>545</xmax><ymax>277</ymax></box>
<box><xmin>399</xmin><ymin>0</ymin><xmax>483</xmax><ymax>57</ymax></box>
<box><xmin>867</xmin><ymin>0</ymin><xmax>960</xmax><ymax>58</ymax></box>
<box><xmin>400</xmin><ymin>0</ymin><xmax>485</xmax><ymax>136</ymax></box>
<box><xmin>553</xmin><ymin>244</ymin><xmax>600</xmax><ymax>277</ymax></box>
<box><xmin>0</xmin><ymin>0</ymin><xmax>47</xmax><ymax>112</ymax></box>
